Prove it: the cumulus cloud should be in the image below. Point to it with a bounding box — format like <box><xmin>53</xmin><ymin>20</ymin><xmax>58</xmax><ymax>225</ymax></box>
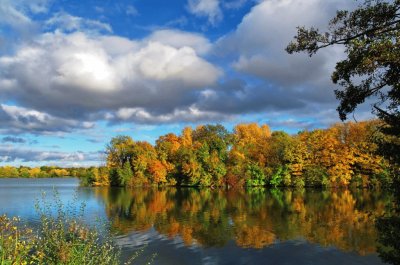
<box><xmin>0</xmin><ymin>0</ymin><xmax>370</xmax><ymax>135</ymax></box>
<box><xmin>212</xmin><ymin>0</ymin><xmax>358</xmax><ymax>117</ymax></box>
<box><xmin>187</xmin><ymin>0</ymin><xmax>223</xmax><ymax>25</ymax></box>
<box><xmin>146</xmin><ymin>29</ymin><xmax>212</xmax><ymax>55</ymax></box>
<box><xmin>0</xmin><ymin>104</ymin><xmax>94</xmax><ymax>134</ymax></box>
<box><xmin>217</xmin><ymin>0</ymin><xmax>351</xmax><ymax>83</ymax></box>
<box><xmin>0</xmin><ymin>31</ymin><xmax>221</xmax><ymax>124</ymax></box>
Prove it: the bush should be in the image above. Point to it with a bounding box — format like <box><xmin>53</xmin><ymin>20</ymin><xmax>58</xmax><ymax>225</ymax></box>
<box><xmin>269</xmin><ymin>166</ymin><xmax>290</xmax><ymax>187</ymax></box>
<box><xmin>245</xmin><ymin>163</ymin><xmax>266</xmax><ymax>186</ymax></box>
<box><xmin>303</xmin><ymin>165</ymin><xmax>328</xmax><ymax>187</ymax></box>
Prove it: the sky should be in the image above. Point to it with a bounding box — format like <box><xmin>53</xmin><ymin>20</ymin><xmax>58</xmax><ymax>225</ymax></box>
<box><xmin>0</xmin><ymin>0</ymin><xmax>374</xmax><ymax>167</ymax></box>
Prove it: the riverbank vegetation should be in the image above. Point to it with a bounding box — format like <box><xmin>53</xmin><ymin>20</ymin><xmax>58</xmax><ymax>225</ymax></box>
<box><xmin>85</xmin><ymin>119</ymin><xmax>398</xmax><ymax>188</ymax></box>
<box><xmin>0</xmin><ymin>166</ymin><xmax>95</xmax><ymax>179</ymax></box>
<box><xmin>0</xmin><ymin>201</ymin><xmax>120</xmax><ymax>265</ymax></box>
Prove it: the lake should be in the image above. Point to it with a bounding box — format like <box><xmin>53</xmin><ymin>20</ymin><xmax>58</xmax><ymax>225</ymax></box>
<box><xmin>0</xmin><ymin>178</ymin><xmax>394</xmax><ymax>265</ymax></box>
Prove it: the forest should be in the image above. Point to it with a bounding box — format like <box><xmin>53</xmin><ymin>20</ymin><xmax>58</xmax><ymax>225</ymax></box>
<box><xmin>83</xmin><ymin>119</ymin><xmax>397</xmax><ymax>188</ymax></box>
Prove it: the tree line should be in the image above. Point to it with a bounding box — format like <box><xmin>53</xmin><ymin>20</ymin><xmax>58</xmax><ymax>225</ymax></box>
<box><xmin>0</xmin><ymin>166</ymin><xmax>95</xmax><ymax>179</ymax></box>
<box><xmin>84</xmin><ymin>120</ymin><xmax>397</xmax><ymax>188</ymax></box>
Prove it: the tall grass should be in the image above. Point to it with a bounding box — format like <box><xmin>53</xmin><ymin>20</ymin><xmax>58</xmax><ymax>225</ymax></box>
<box><xmin>0</xmin><ymin>192</ymin><xmax>120</xmax><ymax>265</ymax></box>
<box><xmin>0</xmin><ymin>215</ymin><xmax>36</xmax><ymax>265</ymax></box>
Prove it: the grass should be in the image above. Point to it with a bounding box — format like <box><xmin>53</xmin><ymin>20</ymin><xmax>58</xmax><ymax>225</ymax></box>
<box><xmin>0</xmin><ymin>192</ymin><xmax>120</xmax><ymax>265</ymax></box>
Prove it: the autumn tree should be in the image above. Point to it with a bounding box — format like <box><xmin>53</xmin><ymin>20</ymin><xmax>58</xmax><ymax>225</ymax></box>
<box><xmin>106</xmin><ymin>136</ymin><xmax>134</xmax><ymax>169</ymax></box>
<box><xmin>155</xmin><ymin>133</ymin><xmax>181</xmax><ymax>185</ymax></box>
<box><xmin>178</xmin><ymin>125</ymin><xmax>230</xmax><ymax>186</ymax></box>
<box><xmin>287</xmin><ymin>0</ymin><xmax>400</xmax><ymax>170</ymax></box>
<box><xmin>229</xmin><ymin>123</ymin><xmax>271</xmax><ymax>186</ymax></box>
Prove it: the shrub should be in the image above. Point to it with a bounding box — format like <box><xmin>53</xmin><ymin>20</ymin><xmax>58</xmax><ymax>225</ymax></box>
<box><xmin>303</xmin><ymin>165</ymin><xmax>328</xmax><ymax>187</ymax></box>
<box><xmin>245</xmin><ymin>163</ymin><xmax>266</xmax><ymax>186</ymax></box>
<box><xmin>269</xmin><ymin>166</ymin><xmax>291</xmax><ymax>187</ymax></box>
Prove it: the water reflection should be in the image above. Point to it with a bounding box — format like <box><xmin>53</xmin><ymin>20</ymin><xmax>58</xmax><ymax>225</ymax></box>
<box><xmin>376</xmin><ymin>184</ymin><xmax>400</xmax><ymax>265</ymax></box>
<box><xmin>92</xmin><ymin>187</ymin><xmax>391</xmax><ymax>255</ymax></box>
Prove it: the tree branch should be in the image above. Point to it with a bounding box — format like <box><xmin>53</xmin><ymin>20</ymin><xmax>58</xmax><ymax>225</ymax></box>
<box><xmin>313</xmin><ymin>19</ymin><xmax>400</xmax><ymax>52</ymax></box>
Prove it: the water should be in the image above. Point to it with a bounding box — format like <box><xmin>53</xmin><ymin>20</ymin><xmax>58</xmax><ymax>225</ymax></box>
<box><xmin>0</xmin><ymin>178</ymin><xmax>394</xmax><ymax>265</ymax></box>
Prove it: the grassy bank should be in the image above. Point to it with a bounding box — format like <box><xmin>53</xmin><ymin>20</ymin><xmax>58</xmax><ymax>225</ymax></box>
<box><xmin>0</xmin><ymin>214</ymin><xmax>120</xmax><ymax>265</ymax></box>
<box><xmin>0</xmin><ymin>193</ymin><xmax>120</xmax><ymax>265</ymax></box>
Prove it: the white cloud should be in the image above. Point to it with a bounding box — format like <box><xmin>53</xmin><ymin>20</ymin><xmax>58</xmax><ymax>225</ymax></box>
<box><xmin>0</xmin><ymin>0</ymin><xmax>32</xmax><ymax>29</ymax></box>
<box><xmin>187</xmin><ymin>0</ymin><xmax>223</xmax><ymax>25</ymax></box>
<box><xmin>147</xmin><ymin>29</ymin><xmax>212</xmax><ymax>55</ymax></box>
<box><xmin>0</xmin><ymin>0</ymin><xmax>51</xmax><ymax>28</ymax></box>
<box><xmin>215</xmin><ymin>0</ymin><xmax>356</xmax><ymax>107</ymax></box>
<box><xmin>131</xmin><ymin>42</ymin><xmax>219</xmax><ymax>84</ymax></box>
<box><xmin>45</xmin><ymin>12</ymin><xmax>113</xmax><ymax>33</ymax></box>
<box><xmin>0</xmin><ymin>30</ymin><xmax>221</xmax><ymax>125</ymax></box>
<box><xmin>186</xmin><ymin>0</ymin><xmax>250</xmax><ymax>24</ymax></box>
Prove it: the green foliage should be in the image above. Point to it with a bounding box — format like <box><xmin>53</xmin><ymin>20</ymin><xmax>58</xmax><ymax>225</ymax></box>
<box><xmin>303</xmin><ymin>165</ymin><xmax>329</xmax><ymax>187</ymax></box>
<box><xmin>192</xmin><ymin>124</ymin><xmax>230</xmax><ymax>162</ymax></box>
<box><xmin>376</xmin><ymin>179</ymin><xmax>400</xmax><ymax>265</ymax></box>
<box><xmin>376</xmin><ymin>215</ymin><xmax>400</xmax><ymax>265</ymax></box>
<box><xmin>34</xmin><ymin>197</ymin><xmax>120</xmax><ymax>265</ymax></box>
<box><xmin>245</xmin><ymin>163</ymin><xmax>266</xmax><ymax>186</ymax></box>
<box><xmin>293</xmin><ymin>177</ymin><xmax>305</xmax><ymax>188</ymax></box>
<box><xmin>269</xmin><ymin>166</ymin><xmax>291</xmax><ymax>187</ymax></box>
<box><xmin>117</xmin><ymin>162</ymin><xmax>133</xmax><ymax>186</ymax></box>
<box><xmin>372</xmin><ymin>169</ymin><xmax>394</xmax><ymax>187</ymax></box>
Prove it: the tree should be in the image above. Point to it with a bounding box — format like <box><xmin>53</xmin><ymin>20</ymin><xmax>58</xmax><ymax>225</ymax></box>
<box><xmin>190</xmin><ymin>124</ymin><xmax>230</xmax><ymax>186</ymax></box>
<box><xmin>106</xmin><ymin>136</ymin><xmax>134</xmax><ymax>169</ymax></box>
<box><xmin>117</xmin><ymin>162</ymin><xmax>133</xmax><ymax>186</ymax></box>
<box><xmin>286</xmin><ymin>0</ymin><xmax>400</xmax><ymax>137</ymax></box>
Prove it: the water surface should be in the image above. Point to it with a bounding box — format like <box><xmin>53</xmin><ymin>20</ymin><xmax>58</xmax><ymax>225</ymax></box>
<box><xmin>0</xmin><ymin>178</ymin><xmax>393</xmax><ymax>265</ymax></box>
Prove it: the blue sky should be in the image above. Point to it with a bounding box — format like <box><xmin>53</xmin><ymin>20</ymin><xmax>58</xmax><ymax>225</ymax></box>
<box><xmin>0</xmin><ymin>0</ymin><xmax>373</xmax><ymax>167</ymax></box>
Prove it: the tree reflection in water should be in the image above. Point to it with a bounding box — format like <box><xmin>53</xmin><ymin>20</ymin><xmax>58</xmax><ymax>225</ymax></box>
<box><xmin>376</xmin><ymin>183</ymin><xmax>400</xmax><ymax>265</ymax></box>
<box><xmin>93</xmin><ymin>187</ymin><xmax>393</xmax><ymax>256</ymax></box>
